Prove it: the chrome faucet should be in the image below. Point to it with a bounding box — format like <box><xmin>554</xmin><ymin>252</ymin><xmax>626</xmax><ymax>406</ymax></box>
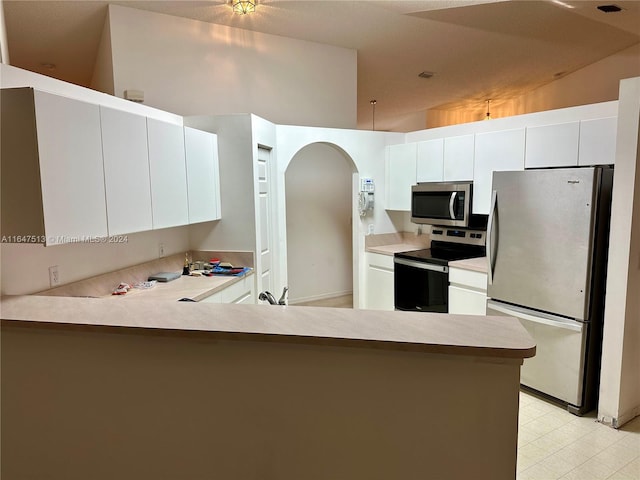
<box><xmin>278</xmin><ymin>286</ymin><xmax>289</xmax><ymax>305</ymax></box>
<box><xmin>258</xmin><ymin>291</ymin><xmax>277</xmax><ymax>305</ymax></box>
<box><xmin>259</xmin><ymin>287</ymin><xmax>289</xmax><ymax>306</ymax></box>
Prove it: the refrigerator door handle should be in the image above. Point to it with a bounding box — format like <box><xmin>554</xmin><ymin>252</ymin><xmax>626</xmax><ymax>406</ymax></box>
<box><xmin>487</xmin><ymin>300</ymin><xmax>583</xmax><ymax>332</ymax></box>
<box><xmin>449</xmin><ymin>191</ymin><xmax>457</xmax><ymax>219</ymax></box>
<box><xmin>487</xmin><ymin>189</ymin><xmax>498</xmax><ymax>285</ymax></box>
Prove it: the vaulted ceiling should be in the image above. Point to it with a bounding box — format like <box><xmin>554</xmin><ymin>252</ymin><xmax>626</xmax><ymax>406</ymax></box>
<box><xmin>3</xmin><ymin>0</ymin><xmax>639</xmax><ymax>131</ymax></box>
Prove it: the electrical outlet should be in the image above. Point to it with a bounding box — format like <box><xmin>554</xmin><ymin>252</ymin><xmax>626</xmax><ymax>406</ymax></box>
<box><xmin>367</xmin><ymin>224</ymin><xmax>375</xmax><ymax>235</ymax></box>
<box><xmin>159</xmin><ymin>243</ymin><xmax>165</xmax><ymax>258</ymax></box>
<box><xmin>48</xmin><ymin>265</ymin><xmax>60</xmax><ymax>287</ymax></box>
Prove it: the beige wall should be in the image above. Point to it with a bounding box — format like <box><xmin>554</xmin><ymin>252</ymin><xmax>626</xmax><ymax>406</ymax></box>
<box><xmin>105</xmin><ymin>5</ymin><xmax>357</xmax><ymax>128</ymax></box>
<box><xmin>285</xmin><ymin>143</ymin><xmax>354</xmax><ymax>304</ymax></box>
<box><xmin>1</xmin><ymin>323</ymin><xmax>523</xmax><ymax>479</ymax></box>
<box><xmin>426</xmin><ymin>43</ymin><xmax>640</xmax><ymax>129</ymax></box>
<box><xmin>599</xmin><ymin>76</ymin><xmax>640</xmax><ymax>427</ymax></box>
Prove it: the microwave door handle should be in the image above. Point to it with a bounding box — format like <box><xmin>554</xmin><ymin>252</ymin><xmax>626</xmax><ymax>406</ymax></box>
<box><xmin>449</xmin><ymin>192</ymin><xmax>457</xmax><ymax>219</ymax></box>
<box><xmin>487</xmin><ymin>189</ymin><xmax>498</xmax><ymax>285</ymax></box>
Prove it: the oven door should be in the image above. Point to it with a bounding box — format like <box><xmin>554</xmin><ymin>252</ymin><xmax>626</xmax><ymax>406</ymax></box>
<box><xmin>394</xmin><ymin>258</ymin><xmax>449</xmax><ymax>312</ymax></box>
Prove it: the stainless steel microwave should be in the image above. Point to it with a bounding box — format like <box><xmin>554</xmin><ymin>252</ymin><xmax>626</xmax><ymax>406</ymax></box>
<box><xmin>411</xmin><ymin>182</ymin><xmax>473</xmax><ymax>227</ymax></box>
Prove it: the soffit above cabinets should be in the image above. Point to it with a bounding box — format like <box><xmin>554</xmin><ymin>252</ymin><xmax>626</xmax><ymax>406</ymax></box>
<box><xmin>4</xmin><ymin>0</ymin><xmax>639</xmax><ymax>131</ymax></box>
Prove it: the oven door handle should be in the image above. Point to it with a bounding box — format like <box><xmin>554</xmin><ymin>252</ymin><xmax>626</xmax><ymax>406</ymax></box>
<box><xmin>394</xmin><ymin>258</ymin><xmax>448</xmax><ymax>273</ymax></box>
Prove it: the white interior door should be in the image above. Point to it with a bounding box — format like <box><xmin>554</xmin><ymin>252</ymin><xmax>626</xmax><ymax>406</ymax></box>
<box><xmin>258</xmin><ymin>146</ymin><xmax>272</xmax><ymax>294</ymax></box>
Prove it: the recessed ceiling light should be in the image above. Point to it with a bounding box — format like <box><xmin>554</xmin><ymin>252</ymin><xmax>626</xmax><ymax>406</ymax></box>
<box><xmin>597</xmin><ymin>4</ymin><xmax>623</xmax><ymax>12</ymax></box>
<box><xmin>418</xmin><ymin>71</ymin><xmax>435</xmax><ymax>79</ymax></box>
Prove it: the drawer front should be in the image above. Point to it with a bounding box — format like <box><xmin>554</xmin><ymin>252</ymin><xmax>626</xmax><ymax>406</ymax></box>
<box><xmin>449</xmin><ymin>267</ymin><xmax>487</xmax><ymax>292</ymax></box>
<box><xmin>366</xmin><ymin>252</ymin><xmax>395</xmax><ymax>270</ymax></box>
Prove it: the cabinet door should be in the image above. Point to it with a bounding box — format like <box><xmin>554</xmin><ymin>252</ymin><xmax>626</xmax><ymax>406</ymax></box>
<box><xmin>184</xmin><ymin>127</ymin><xmax>221</xmax><ymax>223</ymax></box>
<box><xmin>443</xmin><ymin>134</ymin><xmax>474</xmax><ymax>181</ymax></box>
<box><xmin>100</xmin><ymin>106</ymin><xmax>153</xmax><ymax>235</ymax></box>
<box><xmin>525</xmin><ymin>122</ymin><xmax>579</xmax><ymax>169</ymax></box>
<box><xmin>579</xmin><ymin>117</ymin><xmax>617</xmax><ymax>166</ymax></box>
<box><xmin>385</xmin><ymin>143</ymin><xmax>417</xmax><ymax>211</ymax></box>
<box><xmin>221</xmin><ymin>276</ymin><xmax>255</xmax><ymax>304</ymax></box>
<box><xmin>147</xmin><ymin>118</ymin><xmax>189</xmax><ymax>229</ymax></box>
<box><xmin>416</xmin><ymin>139</ymin><xmax>444</xmax><ymax>183</ymax></box>
<box><xmin>473</xmin><ymin>128</ymin><xmax>525</xmax><ymax>214</ymax></box>
<box><xmin>448</xmin><ymin>267</ymin><xmax>487</xmax><ymax>315</ymax></box>
<box><xmin>365</xmin><ymin>252</ymin><xmax>394</xmax><ymax>311</ymax></box>
<box><xmin>34</xmin><ymin>90</ymin><xmax>108</xmax><ymax>244</ymax></box>
<box><xmin>448</xmin><ymin>286</ymin><xmax>487</xmax><ymax>315</ymax></box>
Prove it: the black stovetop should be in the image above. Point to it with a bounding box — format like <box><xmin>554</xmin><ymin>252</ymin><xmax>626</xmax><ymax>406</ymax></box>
<box><xmin>395</xmin><ymin>241</ymin><xmax>486</xmax><ymax>267</ymax></box>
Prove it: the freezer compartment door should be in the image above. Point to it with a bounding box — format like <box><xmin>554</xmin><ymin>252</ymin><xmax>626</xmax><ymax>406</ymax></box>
<box><xmin>487</xmin><ymin>300</ymin><xmax>587</xmax><ymax>407</ymax></box>
<box><xmin>487</xmin><ymin>167</ymin><xmax>599</xmax><ymax>320</ymax></box>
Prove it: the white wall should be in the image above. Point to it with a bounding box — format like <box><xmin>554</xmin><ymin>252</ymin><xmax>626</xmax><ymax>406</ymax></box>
<box><xmin>276</xmin><ymin>126</ymin><xmax>404</xmax><ymax>308</ymax></box>
<box><xmin>426</xmin><ymin>43</ymin><xmax>640</xmax><ymax>128</ymax></box>
<box><xmin>90</xmin><ymin>8</ymin><xmax>114</xmax><ymax>96</ymax></box>
<box><xmin>599</xmin><ymin>76</ymin><xmax>640</xmax><ymax>428</ymax></box>
<box><xmin>0</xmin><ymin>0</ymin><xmax>9</xmax><ymax>64</ymax></box>
<box><xmin>0</xmin><ymin>64</ymin><xmax>182</xmax><ymax>124</ymax></box>
<box><xmin>106</xmin><ymin>5</ymin><xmax>357</xmax><ymax>129</ymax></box>
<box><xmin>285</xmin><ymin>143</ymin><xmax>354</xmax><ymax>304</ymax></box>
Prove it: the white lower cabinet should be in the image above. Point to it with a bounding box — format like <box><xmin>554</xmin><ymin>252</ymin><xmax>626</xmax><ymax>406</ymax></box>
<box><xmin>200</xmin><ymin>276</ymin><xmax>255</xmax><ymax>304</ymax></box>
<box><xmin>365</xmin><ymin>252</ymin><xmax>395</xmax><ymax>311</ymax></box>
<box><xmin>448</xmin><ymin>267</ymin><xmax>487</xmax><ymax>315</ymax></box>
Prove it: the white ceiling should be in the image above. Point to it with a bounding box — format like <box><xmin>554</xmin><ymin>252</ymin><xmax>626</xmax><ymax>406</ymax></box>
<box><xmin>3</xmin><ymin>0</ymin><xmax>639</xmax><ymax>131</ymax></box>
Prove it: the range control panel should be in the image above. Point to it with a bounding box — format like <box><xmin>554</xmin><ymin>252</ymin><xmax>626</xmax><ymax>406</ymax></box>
<box><xmin>430</xmin><ymin>226</ymin><xmax>486</xmax><ymax>247</ymax></box>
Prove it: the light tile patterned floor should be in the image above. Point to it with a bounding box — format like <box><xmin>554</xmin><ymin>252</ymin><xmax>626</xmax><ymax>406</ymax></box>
<box><xmin>517</xmin><ymin>391</ymin><xmax>640</xmax><ymax>479</ymax></box>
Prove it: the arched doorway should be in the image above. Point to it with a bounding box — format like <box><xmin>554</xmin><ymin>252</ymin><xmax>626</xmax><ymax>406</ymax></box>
<box><xmin>284</xmin><ymin>142</ymin><xmax>356</xmax><ymax>307</ymax></box>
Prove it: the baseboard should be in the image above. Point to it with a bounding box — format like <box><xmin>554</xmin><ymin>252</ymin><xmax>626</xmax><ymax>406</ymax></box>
<box><xmin>598</xmin><ymin>404</ymin><xmax>640</xmax><ymax>429</ymax></box>
<box><xmin>289</xmin><ymin>290</ymin><xmax>353</xmax><ymax>305</ymax></box>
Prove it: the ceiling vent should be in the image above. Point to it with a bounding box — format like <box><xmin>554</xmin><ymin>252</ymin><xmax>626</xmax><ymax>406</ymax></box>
<box><xmin>597</xmin><ymin>4</ymin><xmax>623</xmax><ymax>12</ymax></box>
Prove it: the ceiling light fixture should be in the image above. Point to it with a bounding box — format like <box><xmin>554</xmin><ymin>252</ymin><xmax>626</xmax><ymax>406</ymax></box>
<box><xmin>232</xmin><ymin>0</ymin><xmax>256</xmax><ymax>14</ymax></box>
<box><xmin>485</xmin><ymin>100</ymin><xmax>492</xmax><ymax>120</ymax></box>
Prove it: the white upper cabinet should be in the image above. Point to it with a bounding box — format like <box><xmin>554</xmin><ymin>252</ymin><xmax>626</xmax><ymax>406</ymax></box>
<box><xmin>443</xmin><ymin>134</ymin><xmax>474</xmax><ymax>181</ymax></box>
<box><xmin>184</xmin><ymin>127</ymin><xmax>221</xmax><ymax>224</ymax></box>
<box><xmin>33</xmin><ymin>90</ymin><xmax>108</xmax><ymax>244</ymax></box>
<box><xmin>416</xmin><ymin>139</ymin><xmax>444</xmax><ymax>183</ymax></box>
<box><xmin>385</xmin><ymin>143</ymin><xmax>417</xmax><ymax>211</ymax></box>
<box><xmin>147</xmin><ymin>118</ymin><xmax>190</xmax><ymax>230</ymax></box>
<box><xmin>100</xmin><ymin>106</ymin><xmax>153</xmax><ymax>235</ymax></box>
<box><xmin>525</xmin><ymin>122</ymin><xmax>580</xmax><ymax>169</ymax></box>
<box><xmin>579</xmin><ymin>117</ymin><xmax>617</xmax><ymax>166</ymax></box>
<box><xmin>473</xmin><ymin>128</ymin><xmax>525</xmax><ymax>214</ymax></box>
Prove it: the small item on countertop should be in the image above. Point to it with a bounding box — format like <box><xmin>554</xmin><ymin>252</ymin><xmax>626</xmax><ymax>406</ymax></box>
<box><xmin>178</xmin><ymin>297</ymin><xmax>196</xmax><ymax>302</ymax></box>
<box><xmin>112</xmin><ymin>283</ymin><xmax>131</xmax><ymax>295</ymax></box>
<box><xmin>210</xmin><ymin>266</ymin><xmax>251</xmax><ymax>276</ymax></box>
<box><xmin>148</xmin><ymin>272</ymin><xmax>181</xmax><ymax>282</ymax></box>
<box><xmin>210</xmin><ymin>258</ymin><xmax>221</xmax><ymax>267</ymax></box>
<box><xmin>133</xmin><ymin>280</ymin><xmax>157</xmax><ymax>289</ymax></box>
<box><xmin>182</xmin><ymin>253</ymin><xmax>191</xmax><ymax>276</ymax></box>
<box><xmin>189</xmin><ymin>271</ymin><xmax>203</xmax><ymax>277</ymax></box>
<box><xmin>218</xmin><ymin>262</ymin><xmax>234</xmax><ymax>269</ymax></box>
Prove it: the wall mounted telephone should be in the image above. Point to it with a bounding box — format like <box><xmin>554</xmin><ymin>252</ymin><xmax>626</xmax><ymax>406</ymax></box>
<box><xmin>359</xmin><ymin>178</ymin><xmax>375</xmax><ymax>217</ymax></box>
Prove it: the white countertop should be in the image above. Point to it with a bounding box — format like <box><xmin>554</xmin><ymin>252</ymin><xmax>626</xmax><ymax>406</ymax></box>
<box><xmin>449</xmin><ymin>256</ymin><xmax>488</xmax><ymax>273</ymax></box>
<box><xmin>1</xmin><ymin>295</ymin><xmax>535</xmax><ymax>360</ymax></box>
<box><xmin>366</xmin><ymin>244</ymin><xmax>424</xmax><ymax>256</ymax></box>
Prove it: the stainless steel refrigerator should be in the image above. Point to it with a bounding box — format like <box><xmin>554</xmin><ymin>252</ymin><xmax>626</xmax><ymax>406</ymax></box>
<box><xmin>486</xmin><ymin>166</ymin><xmax>613</xmax><ymax>415</ymax></box>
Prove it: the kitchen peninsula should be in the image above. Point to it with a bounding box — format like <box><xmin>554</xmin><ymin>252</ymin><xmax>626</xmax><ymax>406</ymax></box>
<box><xmin>1</xmin><ymin>295</ymin><xmax>535</xmax><ymax>480</ymax></box>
